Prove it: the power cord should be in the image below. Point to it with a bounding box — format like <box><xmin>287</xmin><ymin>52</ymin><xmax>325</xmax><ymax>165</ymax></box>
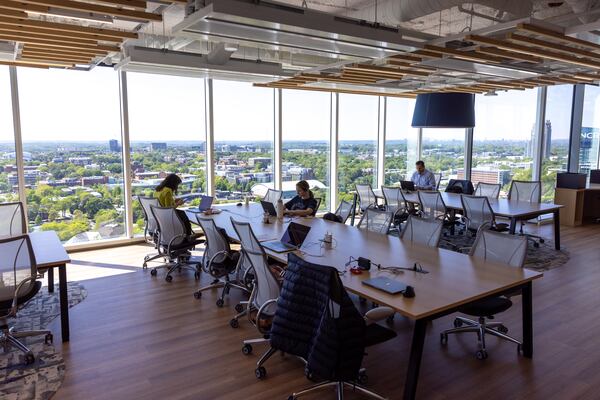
<box><xmin>345</xmin><ymin>256</ymin><xmax>429</xmax><ymax>274</ymax></box>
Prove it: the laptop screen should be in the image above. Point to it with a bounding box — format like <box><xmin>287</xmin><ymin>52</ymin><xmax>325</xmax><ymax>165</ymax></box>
<box><xmin>400</xmin><ymin>180</ymin><xmax>415</xmax><ymax>191</ymax></box>
<box><xmin>198</xmin><ymin>195</ymin><xmax>214</xmax><ymax>211</ymax></box>
<box><xmin>281</xmin><ymin>222</ymin><xmax>311</xmax><ymax>247</ymax></box>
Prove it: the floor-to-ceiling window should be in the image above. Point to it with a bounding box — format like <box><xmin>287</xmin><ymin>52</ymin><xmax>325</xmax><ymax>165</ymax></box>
<box><xmin>421</xmin><ymin>128</ymin><xmax>465</xmax><ymax>189</ymax></box>
<box><xmin>384</xmin><ymin>97</ymin><xmax>417</xmax><ymax>185</ymax></box>
<box><xmin>0</xmin><ymin>67</ymin><xmax>17</xmax><ymax>202</ymax></box>
<box><xmin>337</xmin><ymin>94</ymin><xmax>379</xmax><ymax>201</ymax></box>
<box><xmin>579</xmin><ymin>85</ymin><xmax>600</xmax><ymax>176</ymax></box>
<box><xmin>543</xmin><ymin>85</ymin><xmax>573</xmax><ymax>202</ymax></box>
<box><xmin>127</xmin><ymin>72</ymin><xmax>207</xmax><ymax>234</ymax></box>
<box><xmin>472</xmin><ymin>89</ymin><xmax>538</xmax><ymax>197</ymax></box>
<box><xmin>212</xmin><ymin>80</ymin><xmax>274</xmax><ymax>203</ymax></box>
<box><xmin>282</xmin><ymin>90</ymin><xmax>330</xmax><ymax>209</ymax></box>
<box><xmin>17</xmin><ymin>67</ymin><xmax>125</xmax><ymax>243</ymax></box>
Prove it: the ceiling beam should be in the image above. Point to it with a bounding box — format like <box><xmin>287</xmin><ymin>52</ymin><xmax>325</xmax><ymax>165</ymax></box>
<box><xmin>0</xmin><ymin>15</ymin><xmax>137</xmax><ymax>39</ymax></box>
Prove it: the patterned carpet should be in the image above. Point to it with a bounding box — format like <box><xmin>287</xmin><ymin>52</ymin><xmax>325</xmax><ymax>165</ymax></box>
<box><xmin>0</xmin><ymin>282</ymin><xmax>87</xmax><ymax>400</ymax></box>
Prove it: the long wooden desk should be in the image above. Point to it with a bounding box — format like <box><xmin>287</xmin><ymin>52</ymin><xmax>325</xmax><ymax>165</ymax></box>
<box><xmin>374</xmin><ymin>189</ymin><xmax>563</xmax><ymax>250</ymax></box>
<box><xmin>187</xmin><ymin>204</ymin><xmax>543</xmax><ymax>400</ymax></box>
<box><xmin>29</xmin><ymin>231</ymin><xmax>71</xmax><ymax>342</ymax></box>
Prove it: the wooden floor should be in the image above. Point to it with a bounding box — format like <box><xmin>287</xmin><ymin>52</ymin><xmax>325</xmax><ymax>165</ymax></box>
<box><xmin>48</xmin><ymin>223</ymin><xmax>600</xmax><ymax>400</ymax></box>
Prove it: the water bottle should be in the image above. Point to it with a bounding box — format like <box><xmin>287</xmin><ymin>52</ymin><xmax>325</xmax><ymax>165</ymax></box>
<box><xmin>276</xmin><ymin>199</ymin><xmax>284</xmax><ymax>221</ymax></box>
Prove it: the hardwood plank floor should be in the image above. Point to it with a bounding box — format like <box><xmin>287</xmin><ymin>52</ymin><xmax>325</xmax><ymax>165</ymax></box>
<box><xmin>47</xmin><ymin>223</ymin><xmax>600</xmax><ymax>400</ymax></box>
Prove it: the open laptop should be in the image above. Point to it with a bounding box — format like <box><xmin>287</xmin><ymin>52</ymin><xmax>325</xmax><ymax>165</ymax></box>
<box><xmin>187</xmin><ymin>195</ymin><xmax>214</xmax><ymax>213</ymax></box>
<box><xmin>400</xmin><ymin>180</ymin><xmax>415</xmax><ymax>191</ymax></box>
<box><xmin>260</xmin><ymin>200</ymin><xmax>277</xmax><ymax>216</ymax></box>
<box><xmin>362</xmin><ymin>277</ymin><xmax>407</xmax><ymax>295</ymax></box>
<box><xmin>262</xmin><ymin>222</ymin><xmax>311</xmax><ymax>253</ymax></box>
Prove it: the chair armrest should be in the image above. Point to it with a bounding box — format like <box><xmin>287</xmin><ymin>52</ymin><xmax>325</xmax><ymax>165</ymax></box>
<box><xmin>364</xmin><ymin>306</ymin><xmax>394</xmax><ymax>325</ymax></box>
<box><xmin>166</xmin><ymin>233</ymin><xmax>190</xmax><ymax>253</ymax></box>
<box><xmin>10</xmin><ymin>276</ymin><xmax>37</xmax><ymax>316</ymax></box>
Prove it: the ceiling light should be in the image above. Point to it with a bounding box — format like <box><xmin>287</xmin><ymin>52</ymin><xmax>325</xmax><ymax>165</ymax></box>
<box><xmin>223</xmin><ymin>43</ymin><xmax>238</xmax><ymax>52</ymax></box>
<box><xmin>27</xmin><ymin>9</ymin><xmax>114</xmax><ymax>25</ymax></box>
<box><xmin>484</xmin><ymin>90</ymin><xmax>498</xmax><ymax>96</ymax></box>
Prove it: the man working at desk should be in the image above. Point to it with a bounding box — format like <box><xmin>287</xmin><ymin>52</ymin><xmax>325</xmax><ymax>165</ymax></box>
<box><xmin>410</xmin><ymin>160</ymin><xmax>436</xmax><ymax>190</ymax></box>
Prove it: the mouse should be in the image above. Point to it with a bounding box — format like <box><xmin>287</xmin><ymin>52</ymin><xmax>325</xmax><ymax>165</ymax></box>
<box><xmin>236</xmin><ymin>202</ymin><xmax>242</xmax><ymax>206</ymax></box>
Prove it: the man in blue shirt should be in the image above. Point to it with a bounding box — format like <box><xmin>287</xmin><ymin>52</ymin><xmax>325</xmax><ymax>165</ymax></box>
<box><xmin>410</xmin><ymin>160</ymin><xmax>437</xmax><ymax>190</ymax></box>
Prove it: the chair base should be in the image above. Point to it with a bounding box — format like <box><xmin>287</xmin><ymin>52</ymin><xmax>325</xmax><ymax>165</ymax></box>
<box><xmin>150</xmin><ymin>256</ymin><xmax>201</xmax><ymax>282</ymax></box>
<box><xmin>142</xmin><ymin>252</ymin><xmax>168</xmax><ymax>269</ymax></box>
<box><xmin>441</xmin><ymin>316</ymin><xmax>521</xmax><ymax>359</ymax></box>
<box><xmin>289</xmin><ymin>380</ymin><xmax>387</xmax><ymax>400</ymax></box>
<box><xmin>193</xmin><ymin>277</ymin><xmax>249</xmax><ymax>307</ymax></box>
<box><xmin>1</xmin><ymin>326</ymin><xmax>52</xmax><ymax>364</ymax></box>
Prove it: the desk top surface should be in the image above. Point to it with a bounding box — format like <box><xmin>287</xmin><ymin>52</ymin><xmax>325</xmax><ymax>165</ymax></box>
<box><xmin>29</xmin><ymin>231</ymin><xmax>70</xmax><ymax>269</ymax></box>
<box><xmin>187</xmin><ymin>204</ymin><xmax>542</xmax><ymax>320</ymax></box>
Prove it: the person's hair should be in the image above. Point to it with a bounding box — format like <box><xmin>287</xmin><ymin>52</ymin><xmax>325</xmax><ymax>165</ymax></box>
<box><xmin>156</xmin><ymin>173</ymin><xmax>182</xmax><ymax>192</ymax></box>
<box><xmin>415</xmin><ymin>160</ymin><xmax>425</xmax><ymax>167</ymax></box>
<box><xmin>296</xmin><ymin>180</ymin><xmax>314</xmax><ymax>198</ymax></box>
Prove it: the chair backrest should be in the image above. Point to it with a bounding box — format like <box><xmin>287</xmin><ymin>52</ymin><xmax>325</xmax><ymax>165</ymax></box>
<box><xmin>0</xmin><ymin>202</ymin><xmax>26</xmax><ymax>236</ymax></box>
<box><xmin>230</xmin><ymin>218</ymin><xmax>280</xmax><ymax>315</ymax></box>
<box><xmin>418</xmin><ymin>191</ymin><xmax>447</xmax><ymax>220</ymax></box>
<box><xmin>312</xmin><ymin>197</ymin><xmax>321</xmax><ymax>216</ymax></box>
<box><xmin>445</xmin><ymin>179</ymin><xmax>474</xmax><ymax>195</ymax></box>
<box><xmin>356</xmin><ymin>208</ymin><xmax>393</xmax><ymax>234</ymax></box>
<box><xmin>399</xmin><ymin>215</ymin><xmax>443</xmax><ymax>247</ymax></box>
<box><xmin>334</xmin><ymin>200</ymin><xmax>353</xmax><ymax>224</ymax></box>
<box><xmin>355</xmin><ymin>183</ymin><xmax>377</xmax><ymax>212</ymax></box>
<box><xmin>508</xmin><ymin>180</ymin><xmax>541</xmax><ymax>203</ymax></box>
<box><xmin>474</xmin><ymin>182</ymin><xmax>501</xmax><ymax>199</ymax></box>
<box><xmin>150</xmin><ymin>205</ymin><xmax>187</xmax><ymax>248</ymax></box>
<box><xmin>0</xmin><ymin>235</ymin><xmax>37</xmax><ymax>304</ymax></box>
<box><xmin>470</xmin><ymin>229</ymin><xmax>527</xmax><ymax>268</ymax></box>
<box><xmin>381</xmin><ymin>186</ymin><xmax>407</xmax><ymax>214</ymax></box>
<box><xmin>434</xmin><ymin>173</ymin><xmax>442</xmax><ymax>190</ymax></box>
<box><xmin>196</xmin><ymin>217</ymin><xmax>231</xmax><ymax>266</ymax></box>
<box><xmin>264</xmin><ymin>189</ymin><xmax>282</xmax><ymax>205</ymax></box>
<box><xmin>137</xmin><ymin>196</ymin><xmax>160</xmax><ymax>236</ymax></box>
<box><xmin>461</xmin><ymin>195</ymin><xmax>495</xmax><ymax>232</ymax></box>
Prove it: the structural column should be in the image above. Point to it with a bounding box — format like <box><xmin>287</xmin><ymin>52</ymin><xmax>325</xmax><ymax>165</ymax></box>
<box><xmin>274</xmin><ymin>88</ymin><xmax>282</xmax><ymax>190</ymax></box>
<box><xmin>9</xmin><ymin>66</ymin><xmax>27</xmax><ymax>228</ymax></box>
<box><xmin>118</xmin><ymin>71</ymin><xmax>134</xmax><ymax>238</ymax></box>
<box><xmin>464</xmin><ymin>128</ymin><xmax>474</xmax><ymax>181</ymax></box>
<box><xmin>568</xmin><ymin>84</ymin><xmax>585</xmax><ymax>173</ymax></box>
<box><xmin>329</xmin><ymin>93</ymin><xmax>339</xmax><ymax>212</ymax></box>
<box><xmin>377</xmin><ymin>97</ymin><xmax>386</xmax><ymax>188</ymax></box>
<box><xmin>532</xmin><ymin>86</ymin><xmax>547</xmax><ymax>181</ymax></box>
<box><xmin>205</xmin><ymin>79</ymin><xmax>215</xmax><ymax>197</ymax></box>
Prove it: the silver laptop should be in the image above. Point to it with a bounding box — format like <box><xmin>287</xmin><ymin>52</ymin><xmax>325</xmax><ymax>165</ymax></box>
<box><xmin>262</xmin><ymin>222</ymin><xmax>311</xmax><ymax>253</ymax></box>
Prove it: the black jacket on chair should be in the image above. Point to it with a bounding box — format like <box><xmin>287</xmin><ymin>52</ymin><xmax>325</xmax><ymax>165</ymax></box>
<box><xmin>269</xmin><ymin>253</ymin><xmax>366</xmax><ymax>382</ymax></box>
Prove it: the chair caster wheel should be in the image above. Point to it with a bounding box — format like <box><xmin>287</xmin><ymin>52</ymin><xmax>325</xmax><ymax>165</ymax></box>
<box><xmin>288</xmin><ymin>396</ymin><xmax>295</xmax><ymax>400</ymax></box>
<box><xmin>235</xmin><ymin>303</ymin><xmax>245</xmax><ymax>313</ymax></box>
<box><xmin>150</xmin><ymin>269</ymin><xmax>157</xmax><ymax>277</ymax></box>
<box><xmin>255</xmin><ymin>366</ymin><xmax>267</xmax><ymax>379</ymax></box>
<box><xmin>143</xmin><ymin>263</ymin><xmax>148</xmax><ymax>269</ymax></box>
<box><xmin>193</xmin><ymin>291</ymin><xmax>201</xmax><ymax>299</ymax></box>
<box><xmin>440</xmin><ymin>333</ymin><xmax>448</xmax><ymax>345</ymax></box>
<box><xmin>230</xmin><ymin>319</ymin><xmax>239</xmax><ymax>328</ymax></box>
<box><xmin>357</xmin><ymin>371</ymin><xmax>368</xmax><ymax>385</ymax></box>
<box><xmin>497</xmin><ymin>325</ymin><xmax>509</xmax><ymax>334</ymax></box>
<box><xmin>194</xmin><ymin>272</ymin><xmax>200</xmax><ymax>280</ymax></box>
<box><xmin>540</xmin><ymin>238</ymin><xmax>545</xmax><ymax>244</ymax></box>
<box><xmin>44</xmin><ymin>333</ymin><xmax>53</xmax><ymax>345</ymax></box>
<box><xmin>533</xmin><ymin>242</ymin><xmax>540</xmax><ymax>248</ymax></box>
<box><xmin>476</xmin><ymin>350</ymin><xmax>488</xmax><ymax>360</ymax></box>
<box><xmin>216</xmin><ymin>299</ymin><xmax>225</xmax><ymax>307</ymax></box>
<box><xmin>25</xmin><ymin>353</ymin><xmax>35</xmax><ymax>365</ymax></box>
<box><xmin>242</xmin><ymin>344</ymin><xmax>252</xmax><ymax>355</ymax></box>
<box><xmin>165</xmin><ymin>275</ymin><xmax>173</xmax><ymax>282</ymax></box>
<box><xmin>304</xmin><ymin>367</ymin><xmax>316</xmax><ymax>382</ymax></box>
<box><xmin>453</xmin><ymin>318</ymin><xmax>463</xmax><ymax>328</ymax></box>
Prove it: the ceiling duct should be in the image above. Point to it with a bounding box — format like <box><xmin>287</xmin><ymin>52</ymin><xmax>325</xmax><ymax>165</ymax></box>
<box><xmin>172</xmin><ymin>0</ymin><xmax>429</xmax><ymax>62</ymax></box>
<box><xmin>115</xmin><ymin>46</ymin><xmax>291</xmax><ymax>82</ymax></box>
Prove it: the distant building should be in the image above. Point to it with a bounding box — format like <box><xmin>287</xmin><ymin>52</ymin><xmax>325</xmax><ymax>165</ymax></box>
<box><xmin>579</xmin><ymin>126</ymin><xmax>600</xmax><ymax>174</ymax></box>
<box><xmin>457</xmin><ymin>168</ymin><xmax>511</xmax><ymax>186</ymax></box>
<box><xmin>150</xmin><ymin>142</ymin><xmax>167</xmax><ymax>151</ymax></box>
<box><xmin>69</xmin><ymin>157</ymin><xmax>92</xmax><ymax>166</ymax></box>
<box><xmin>248</xmin><ymin>157</ymin><xmax>271</xmax><ymax>169</ymax></box>
<box><xmin>109</xmin><ymin>139</ymin><xmax>121</xmax><ymax>152</ymax></box>
<box><xmin>134</xmin><ymin>171</ymin><xmax>167</xmax><ymax>180</ymax></box>
<box><xmin>525</xmin><ymin>120</ymin><xmax>552</xmax><ymax>159</ymax></box>
<box><xmin>81</xmin><ymin>176</ymin><xmax>108</xmax><ymax>186</ymax></box>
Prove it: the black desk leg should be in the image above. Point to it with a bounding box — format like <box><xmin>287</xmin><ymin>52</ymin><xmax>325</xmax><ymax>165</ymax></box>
<box><xmin>403</xmin><ymin>319</ymin><xmax>427</xmax><ymax>400</ymax></box>
<box><xmin>553</xmin><ymin>210</ymin><xmax>561</xmax><ymax>250</ymax></box>
<box><xmin>58</xmin><ymin>264</ymin><xmax>70</xmax><ymax>342</ymax></box>
<box><xmin>47</xmin><ymin>268</ymin><xmax>54</xmax><ymax>293</ymax></box>
<box><xmin>509</xmin><ymin>217</ymin><xmax>517</xmax><ymax>235</ymax></box>
<box><xmin>522</xmin><ymin>281</ymin><xmax>533</xmax><ymax>358</ymax></box>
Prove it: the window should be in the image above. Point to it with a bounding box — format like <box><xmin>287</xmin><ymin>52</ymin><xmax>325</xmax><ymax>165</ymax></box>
<box><xmin>384</xmin><ymin>97</ymin><xmax>417</xmax><ymax>185</ymax></box>
<box><xmin>0</xmin><ymin>67</ymin><xmax>17</xmax><ymax>202</ymax></box>
<box><xmin>542</xmin><ymin>85</ymin><xmax>573</xmax><ymax>202</ymax></box>
<box><xmin>127</xmin><ymin>73</ymin><xmax>207</xmax><ymax>234</ymax></box>
<box><xmin>212</xmin><ymin>80</ymin><xmax>274</xmax><ymax>203</ymax></box>
<box><xmin>580</xmin><ymin>85</ymin><xmax>600</xmax><ymax>177</ymax></box>
<box><xmin>421</xmin><ymin>128</ymin><xmax>465</xmax><ymax>189</ymax></box>
<box><xmin>282</xmin><ymin>90</ymin><xmax>330</xmax><ymax>209</ymax></box>
<box><xmin>17</xmin><ymin>67</ymin><xmax>125</xmax><ymax>244</ymax></box>
<box><xmin>472</xmin><ymin>89</ymin><xmax>538</xmax><ymax>197</ymax></box>
<box><xmin>337</xmin><ymin>94</ymin><xmax>379</xmax><ymax>201</ymax></box>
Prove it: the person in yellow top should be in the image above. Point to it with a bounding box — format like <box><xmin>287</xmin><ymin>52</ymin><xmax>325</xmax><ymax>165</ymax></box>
<box><xmin>155</xmin><ymin>173</ymin><xmax>192</xmax><ymax>235</ymax></box>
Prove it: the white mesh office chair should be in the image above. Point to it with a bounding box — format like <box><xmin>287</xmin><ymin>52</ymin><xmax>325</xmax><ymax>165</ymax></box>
<box><xmin>263</xmin><ymin>189</ymin><xmax>282</xmax><ymax>205</ymax></box>
<box><xmin>474</xmin><ymin>182</ymin><xmax>501</xmax><ymax>199</ymax></box>
<box><xmin>508</xmin><ymin>180</ymin><xmax>545</xmax><ymax>247</ymax></box>
<box><xmin>231</xmin><ymin>218</ymin><xmax>282</xmax><ymax>379</ymax></box>
<box><xmin>356</xmin><ymin>208</ymin><xmax>393</xmax><ymax>235</ymax></box>
<box><xmin>417</xmin><ymin>191</ymin><xmax>449</xmax><ymax>221</ymax></box>
<box><xmin>312</xmin><ymin>198</ymin><xmax>322</xmax><ymax>216</ymax></box>
<box><xmin>381</xmin><ymin>186</ymin><xmax>409</xmax><ymax>231</ymax></box>
<box><xmin>399</xmin><ymin>215</ymin><xmax>443</xmax><ymax>247</ymax></box>
<box><xmin>434</xmin><ymin>172</ymin><xmax>442</xmax><ymax>190</ymax></box>
<box><xmin>0</xmin><ymin>201</ymin><xmax>26</xmax><ymax>236</ymax></box>
<box><xmin>334</xmin><ymin>200</ymin><xmax>354</xmax><ymax>224</ymax></box>
<box><xmin>355</xmin><ymin>184</ymin><xmax>378</xmax><ymax>213</ymax></box>
<box><xmin>0</xmin><ymin>235</ymin><xmax>53</xmax><ymax>365</ymax></box>
<box><xmin>441</xmin><ymin>229</ymin><xmax>527</xmax><ymax>360</ymax></box>
<box><xmin>138</xmin><ymin>196</ymin><xmax>167</xmax><ymax>268</ymax></box>
<box><xmin>460</xmin><ymin>195</ymin><xmax>509</xmax><ymax>236</ymax></box>
<box><xmin>149</xmin><ymin>205</ymin><xmax>203</xmax><ymax>282</ymax></box>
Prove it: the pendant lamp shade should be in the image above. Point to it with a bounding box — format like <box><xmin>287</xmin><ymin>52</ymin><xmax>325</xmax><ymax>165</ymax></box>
<box><xmin>411</xmin><ymin>92</ymin><xmax>475</xmax><ymax>128</ymax></box>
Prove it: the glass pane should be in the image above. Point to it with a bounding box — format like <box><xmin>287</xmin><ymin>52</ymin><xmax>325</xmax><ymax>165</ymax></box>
<box><xmin>127</xmin><ymin>73</ymin><xmax>206</xmax><ymax>235</ymax></box>
<box><xmin>282</xmin><ymin>90</ymin><xmax>330</xmax><ymax>210</ymax></box>
<box><xmin>421</xmin><ymin>128</ymin><xmax>465</xmax><ymax>189</ymax></box>
<box><xmin>18</xmin><ymin>67</ymin><xmax>125</xmax><ymax>244</ymax></box>
<box><xmin>580</xmin><ymin>85</ymin><xmax>600</xmax><ymax>177</ymax></box>
<box><xmin>0</xmin><ymin>67</ymin><xmax>17</xmax><ymax>202</ymax></box>
<box><xmin>543</xmin><ymin>85</ymin><xmax>573</xmax><ymax>202</ymax></box>
<box><xmin>385</xmin><ymin>98</ymin><xmax>417</xmax><ymax>185</ymax></box>
<box><xmin>472</xmin><ymin>89</ymin><xmax>538</xmax><ymax>198</ymax></box>
<box><xmin>213</xmin><ymin>80</ymin><xmax>274</xmax><ymax>203</ymax></box>
<box><xmin>338</xmin><ymin>94</ymin><xmax>378</xmax><ymax>201</ymax></box>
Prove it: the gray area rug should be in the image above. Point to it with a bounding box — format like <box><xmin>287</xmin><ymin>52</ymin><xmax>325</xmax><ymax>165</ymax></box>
<box><xmin>0</xmin><ymin>282</ymin><xmax>87</xmax><ymax>400</ymax></box>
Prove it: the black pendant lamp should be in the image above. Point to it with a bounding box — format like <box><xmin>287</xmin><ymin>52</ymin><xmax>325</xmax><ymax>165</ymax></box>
<box><xmin>411</xmin><ymin>92</ymin><xmax>475</xmax><ymax>128</ymax></box>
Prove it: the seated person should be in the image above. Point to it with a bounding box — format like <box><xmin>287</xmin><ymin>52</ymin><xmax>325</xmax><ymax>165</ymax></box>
<box><xmin>154</xmin><ymin>173</ymin><xmax>193</xmax><ymax>236</ymax></box>
<box><xmin>410</xmin><ymin>160</ymin><xmax>437</xmax><ymax>190</ymax></box>
<box><xmin>284</xmin><ymin>180</ymin><xmax>318</xmax><ymax>217</ymax></box>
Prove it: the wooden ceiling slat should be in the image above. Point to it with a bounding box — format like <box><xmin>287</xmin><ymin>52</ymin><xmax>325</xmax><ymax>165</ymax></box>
<box><xmin>2</xmin><ymin>58</ymin><xmax>72</xmax><ymax>67</ymax></box>
<box><xmin>21</xmin><ymin>53</ymin><xmax>90</xmax><ymax>63</ymax></box>
<box><xmin>0</xmin><ymin>60</ymin><xmax>49</xmax><ymax>68</ymax></box>
<box><xmin>387</xmin><ymin>54</ymin><xmax>423</xmax><ymax>63</ymax></box>
<box><xmin>424</xmin><ymin>44</ymin><xmax>507</xmax><ymax>64</ymax></box>
<box><xmin>0</xmin><ymin>28</ymin><xmax>100</xmax><ymax>46</ymax></box>
<box><xmin>475</xmin><ymin>46</ymin><xmax>543</xmax><ymax>64</ymax></box>
<box><xmin>0</xmin><ymin>16</ymin><xmax>136</xmax><ymax>40</ymax></box>
<box><xmin>83</xmin><ymin>0</ymin><xmax>147</xmax><ymax>11</ymax></box>
<box><xmin>255</xmin><ymin>83</ymin><xmax>417</xmax><ymax>99</ymax></box>
<box><xmin>0</xmin><ymin>24</ymin><xmax>124</xmax><ymax>43</ymax></box>
<box><xmin>384</xmin><ymin>60</ymin><xmax>436</xmax><ymax>71</ymax></box>
<box><xmin>0</xmin><ymin>33</ymin><xmax>120</xmax><ymax>51</ymax></box>
<box><xmin>0</xmin><ymin>6</ymin><xmax>28</xmax><ymax>16</ymax></box>
<box><xmin>345</xmin><ymin>64</ymin><xmax>429</xmax><ymax>77</ymax></box>
<box><xmin>412</xmin><ymin>49</ymin><xmax>443</xmax><ymax>58</ymax></box>
<box><xmin>507</xmin><ymin>33</ymin><xmax>600</xmax><ymax>61</ymax></box>
<box><xmin>517</xmin><ymin>23</ymin><xmax>600</xmax><ymax>52</ymax></box>
<box><xmin>24</xmin><ymin>44</ymin><xmax>105</xmax><ymax>56</ymax></box>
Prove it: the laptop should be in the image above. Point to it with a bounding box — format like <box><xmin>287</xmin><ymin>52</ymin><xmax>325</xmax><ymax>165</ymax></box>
<box><xmin>362</xmin><ymin>277</ymin><xmax>407</xmax><ymax>295</ymax></box>
<box><xmin>262</xmin><ymin>222</ymin><xmax>311</xmax><ymax>253</ymax></box>
<box><xmin>400</xmin><ymin>180</ymin><xmax>415</xmax><ymax>191</ymax></box>
<box><xmin>187</xmin><ymin>195</ymin><xmax>214</xmax><ymax>213</ymax></box>
<box><xmin>260</xmin><ymin>200</ymin><xmax>277</xmax><ymax>216</ymax></box>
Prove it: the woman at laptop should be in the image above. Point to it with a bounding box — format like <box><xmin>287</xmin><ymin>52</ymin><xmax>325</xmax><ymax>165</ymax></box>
<box><xmin>284</xmin><ymin>180</ymin><xmax>318</xmax><ymax>217</ymax></box>
<box><xmin>155</xmin><ymin>173</ymin><xmax>193</xmax><ymax>235</ymax></box>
